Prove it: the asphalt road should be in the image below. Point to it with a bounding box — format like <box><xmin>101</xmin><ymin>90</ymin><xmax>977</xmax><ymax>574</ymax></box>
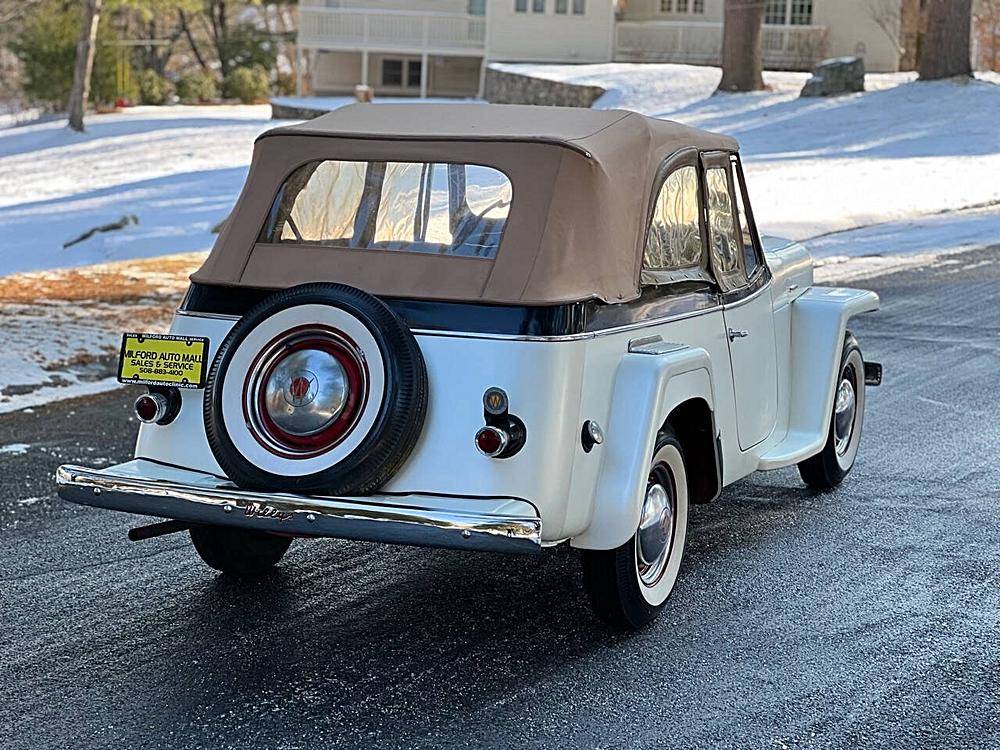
<box><xmin>2</xmin><ymin>248</ymin><xmax>999</xmax><ymax>750</ymax></box>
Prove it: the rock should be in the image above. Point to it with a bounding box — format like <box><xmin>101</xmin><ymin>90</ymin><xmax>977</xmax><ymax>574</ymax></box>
<box><xmin>800</xmin><ymin>56</ymin><xmax>866</xmax><ymax>98</ymax></box>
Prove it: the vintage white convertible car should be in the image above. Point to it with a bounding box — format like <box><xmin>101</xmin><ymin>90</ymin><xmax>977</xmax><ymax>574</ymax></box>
<box><xmin>57</xmin><ymin>104</ymin><xmax>881</xmax><ymax>628</ymax></box>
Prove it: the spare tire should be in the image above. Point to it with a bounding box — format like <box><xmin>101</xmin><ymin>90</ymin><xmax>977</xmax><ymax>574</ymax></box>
<box><xmin>203</xmin><ymin>283</ymin><xmax>427</xmax><ymax>496</ymax></box>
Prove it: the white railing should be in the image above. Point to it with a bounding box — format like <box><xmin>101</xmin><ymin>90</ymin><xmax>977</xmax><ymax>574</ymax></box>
<box><xmin>299</xmin><ymin>7</ymin><xmax>487</xmax><ymax>53</ymax></box>
<box><xmin>615</xmin><ymin>21</ymin><xmax>828</xmax><ymax>71</ymax></box>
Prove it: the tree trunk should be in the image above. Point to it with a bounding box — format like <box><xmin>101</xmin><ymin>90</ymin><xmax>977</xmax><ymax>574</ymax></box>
<box><xmin>717</xmin><ymin>0</ymin><xmax>766</xmax><ymax>92</ymax></box>
<box><xmin>918</xmin><ymin>0</ymin><xmax>972</xmax><ymax>79</ymax></box>
<box><xmin>67</xmin><ymin>0</ymin><xmax>103</xmax><ymax>132</ymax></box>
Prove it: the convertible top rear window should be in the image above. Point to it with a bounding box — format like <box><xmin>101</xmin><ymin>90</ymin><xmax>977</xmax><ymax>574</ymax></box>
<box><xmin>259</xmin><ymin>160</ymin><xmax>512</xmax><ymax>259</ymax></box>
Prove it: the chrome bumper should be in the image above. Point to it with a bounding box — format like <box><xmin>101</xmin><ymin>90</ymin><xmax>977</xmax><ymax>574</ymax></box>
<box><xmin>56</xmin><ymin>460</ymin><xmax>542</xmax><ymax>554</ymax></box>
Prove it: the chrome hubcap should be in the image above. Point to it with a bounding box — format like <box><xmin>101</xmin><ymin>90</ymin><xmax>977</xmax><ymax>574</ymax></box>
<box><xmin>833</xmin><ymin>372</ymin><xmax>856</xmax><ymax>456</ymax></box>
<box><xmin>263</xmin><ymin>348</ymin><xmax>348</xmax><ymax>437</ymax></box>
<box><xmin>637</xmin><ymin>478</ymin><xmax>675</xmax><ymax>586</ymax></box>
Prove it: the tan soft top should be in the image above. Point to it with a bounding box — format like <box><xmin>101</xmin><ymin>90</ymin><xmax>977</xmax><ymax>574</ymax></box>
<box><xmin>192</xmin><ymin>103</ymin><xmax>739</xmax><ymax>305</ymax></box>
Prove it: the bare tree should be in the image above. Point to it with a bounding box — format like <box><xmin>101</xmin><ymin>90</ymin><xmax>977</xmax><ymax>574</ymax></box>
<box><xmin>67</xmin><ymin>0</ymin><xmax>103</xmax><ymax>132</ymax></box>
<box><xmin>918</xmin><ymin>0</ymin><xmax>973</xmax><ymax>79</ymax></box>
<box><xmin>717</xmin><ymin>0</ymin><xmax>766</xmax><ymax>92</ymax></box>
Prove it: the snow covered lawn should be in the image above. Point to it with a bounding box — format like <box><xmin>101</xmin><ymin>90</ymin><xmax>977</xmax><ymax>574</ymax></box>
<box><xmin>0</xmin><ymin>105</ymin><xmax>273</xmax><ymax>276</ymax></box>
<box><xmin>0</xmin><ymin>66</ymin><xmax>998</xmax><ymax>412</ymax></box>
<box><xmin>494</xmin><ymin>63</ymin><xmax>1000</xmax><ymax>241</ymax></box>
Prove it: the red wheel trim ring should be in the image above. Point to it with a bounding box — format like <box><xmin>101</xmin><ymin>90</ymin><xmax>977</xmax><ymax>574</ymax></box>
<box><xmin>240</xmin><ymin>325</ymin><xmax>371</xmax><ymax>460</ymax></box>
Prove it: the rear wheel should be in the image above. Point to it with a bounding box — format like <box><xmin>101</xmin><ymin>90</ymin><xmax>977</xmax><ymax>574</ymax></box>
<box><xmin>189</xmin><ymin>525</ymin><xmax>292</xmax><ymax>578</ymax></box>
<box><xmin>581</xmin><ymin>429</ymin><xmax>689</xmax><ymax>629</ymax></box>
<box><xmin>798</xmin><ymin>333</ymin><xmax>865</xmax><ymax>490</ymax></box>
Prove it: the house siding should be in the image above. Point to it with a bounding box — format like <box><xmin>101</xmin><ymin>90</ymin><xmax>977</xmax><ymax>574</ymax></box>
<box><xmin>486</xmin><ymin>1</ymin><xmax>617</xmax><ymax>63</ymax></box>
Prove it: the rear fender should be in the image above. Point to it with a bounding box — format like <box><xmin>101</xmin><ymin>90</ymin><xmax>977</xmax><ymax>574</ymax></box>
<box><xmin>572</xmin><ymin>345</ymin><xmax>715</xmax><ymax>551</ymax></box>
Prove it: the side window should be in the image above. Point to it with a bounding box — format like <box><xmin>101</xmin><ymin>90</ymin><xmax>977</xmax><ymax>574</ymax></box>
<box><xmin>731</xmin><ymin>155</ymin><xmax>761</xmax><ymax>278</ymax></box>
<box><xmin>643</xmin><ymin>165</ymin><xmax>704</xmax><ymax>279</ymax></box>
<box><xmin>705</xmin><ymin>166</ymin><xmax>745</xmax><ymax>288</ymax></box>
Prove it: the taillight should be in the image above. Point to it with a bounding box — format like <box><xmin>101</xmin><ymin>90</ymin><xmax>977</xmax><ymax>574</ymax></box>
<box><xmin>475</xmin><ymin>426</ymin><xmax>509</xmax><ymax>457</ymax></box>
<box><xmin>475</xmin><ymin>387</ymin><xmax>526</xmax><ymax>459</ymax></box>
<box><xmin>134</xmin><ymin>387</ymin><xmax>181</xmax><ymax>425</ymax></box>
<box><xmin>135</xmin><ymin>393</ymin><xmax>169</xmax><ymax>424</ymax></box>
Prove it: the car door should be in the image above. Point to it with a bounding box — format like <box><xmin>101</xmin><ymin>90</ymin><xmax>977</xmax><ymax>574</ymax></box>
<box><xmin>701</xmin><ymin>152</ymin><xmax>778</xmax><ymax>450</ymax></box>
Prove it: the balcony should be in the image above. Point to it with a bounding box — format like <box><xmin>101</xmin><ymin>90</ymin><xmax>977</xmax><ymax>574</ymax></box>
<box><xmin>299</xmin><ymin>6</ymin><xmax>487</xmax><ymax>55</ymax></box>
<box><xmin>615</xmin><ymin>21</ymin><xmax>828</xmax><ymax>71</ymax></box>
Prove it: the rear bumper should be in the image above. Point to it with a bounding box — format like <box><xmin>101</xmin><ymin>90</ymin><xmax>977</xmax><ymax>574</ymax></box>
<box><xmin>56</xmin><ymin>460</ymin><xmax>542</xmax><ymax>554</ymax></box>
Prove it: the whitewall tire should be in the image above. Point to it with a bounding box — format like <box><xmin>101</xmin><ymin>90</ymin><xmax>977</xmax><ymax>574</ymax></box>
<box><xmin>203</xmin><ymin>283</ymin><xmax>427</xmax><ymax>496</ymax></box>
<box><xmin>582</xmin><ymin>428</ymin><xmax>689</xmax><ymax>629</ymax></box>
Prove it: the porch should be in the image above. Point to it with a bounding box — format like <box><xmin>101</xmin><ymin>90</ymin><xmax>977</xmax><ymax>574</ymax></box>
<box><xmin>297</xmin><ymin>3</ymin><xmax>487</xmax><ymax>97</ymax></box>
<box><xmin>614</xmin><ymin>21</ymin><xmax>829</xmax><ymax>71</ymax></box>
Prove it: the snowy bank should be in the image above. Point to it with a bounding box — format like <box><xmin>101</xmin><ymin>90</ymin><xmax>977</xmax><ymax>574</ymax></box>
<box><xmin>494</xmin><ymin>63</ymin><xmax>1000</xmax><ymax>242</ymax></box>
<box><xmin>0</xmin><ymin>105</ymin><xmax>273</xmax><ymax>276</ymax></box>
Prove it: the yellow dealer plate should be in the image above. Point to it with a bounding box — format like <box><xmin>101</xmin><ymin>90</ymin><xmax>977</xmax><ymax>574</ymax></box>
<box><xmin>117</xmin><ymin>333</ymin><xmax>209</xmax><ymax>389</ymax></box>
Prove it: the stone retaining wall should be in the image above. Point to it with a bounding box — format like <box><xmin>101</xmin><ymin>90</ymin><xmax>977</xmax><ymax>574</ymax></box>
<box><xmin>484</xmin><ymin>67</ymin><xmax>605</xmax><ymax>108</ymax></box>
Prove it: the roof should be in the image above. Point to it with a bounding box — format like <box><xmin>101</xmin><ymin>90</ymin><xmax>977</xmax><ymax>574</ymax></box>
<box><xmin>192</xmin><ymin>103</ymin><xmax>740</xmax><ymax>305</ymax></box>
<box><xmin>267</xmin><ymin>102</ymin><xmax>738</xmax><ymax>159</ymax></box>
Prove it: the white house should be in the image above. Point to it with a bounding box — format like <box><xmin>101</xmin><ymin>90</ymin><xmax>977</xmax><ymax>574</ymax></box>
<box><xmin>296</xmin><ymin>0</ymin><xmax>905</xmax><ymax>98</ymax></box>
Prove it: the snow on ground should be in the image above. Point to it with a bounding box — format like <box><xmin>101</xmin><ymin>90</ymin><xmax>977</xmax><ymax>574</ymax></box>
<box><xmin>494</xmin><ymin>63</ymin><xmax>1000</xmax><ymax>242</ymax></box>
<box><xmin>811</xmin><ymin>204</ymin><xmax>1000</xmax><ymax>282</ymax></box>
<box><xmin>0</xmin><ymin>105</ymin><xmax>273</xmax><ymax>275</ymax></box>
<box><xmin>0</xmin><ymin>67</ymin><xmax>998</xmax><ymax>412</ymax></box>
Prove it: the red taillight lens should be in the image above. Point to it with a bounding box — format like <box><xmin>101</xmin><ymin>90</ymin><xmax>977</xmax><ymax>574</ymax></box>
<box><xmin>134</xmin><ymin>393</ymin><xmax>168</xmax><ymax>424</ymax></box>
<box><xmin>475</xmin><ymin>426</ymin><xmax>508</xmax><ymax>457</ymax></box>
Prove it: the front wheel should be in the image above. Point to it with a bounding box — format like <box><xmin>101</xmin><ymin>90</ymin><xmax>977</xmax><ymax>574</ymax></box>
<box><xmin>798</xmin><ymin>333</ymin><xmax>865</xmax><ymax>490</ymax></box>
<box><xmin>189</xmin><ymin>525</ymin><xmax>292</xmax><ymax>578</ymax></box>
<box><xmin>581</xmin><ymin>429</ymin><xmax>689</xmax><ymax>629</ymax></box>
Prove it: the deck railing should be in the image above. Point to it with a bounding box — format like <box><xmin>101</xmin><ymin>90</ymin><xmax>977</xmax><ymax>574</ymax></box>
<box><xmin>299</xmin><ymin>6</ymin><xmax>487</xmax><ymax>54</ymax></box>
<box><xmin>615</xmin><ymin>21</ymin><xmax>828</xmax><ymax>71</ymax></box>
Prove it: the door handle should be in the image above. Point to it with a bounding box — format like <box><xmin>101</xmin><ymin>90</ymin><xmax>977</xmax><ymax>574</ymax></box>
<box><xmin>728</xmin><ymin>328</ymin><xmax>749</xmax><ymax>341</ymax></box>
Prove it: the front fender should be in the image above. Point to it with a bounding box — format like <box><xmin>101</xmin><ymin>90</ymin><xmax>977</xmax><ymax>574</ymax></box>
<box><xmin>572</xmin><ymin>344</ymin><xmax>715</xmax><ymax>551</ymax></box>
<box><xmin>758</xmin><ymin>286</ymin><xmax>879</xmax><ymax>469</ymax></box>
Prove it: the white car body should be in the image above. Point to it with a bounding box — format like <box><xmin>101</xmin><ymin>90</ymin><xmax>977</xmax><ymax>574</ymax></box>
<box><xmin>56</xmin><ymin>105</ymin><xmax>880</xmax><ymax>624</ymax></box>
<box><xmin>110</xmin><ymin>235</ymin><xmax>875</xmax><ymax>551</ymax></box>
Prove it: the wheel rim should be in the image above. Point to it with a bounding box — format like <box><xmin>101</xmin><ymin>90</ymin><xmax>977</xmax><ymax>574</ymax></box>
<box><xmin>244</xmin><ymin>326</ymin><xmax>368</xmax><ymax>458</ymax></box>
<box><xmin>833</xmin><ymin>366</ymin><xmax>857</xmax><ymax>457</ymax></box>
<box><xmin>636</xmin><ymin>463</ymin><xmax>676</xmax><ymax>587</ymax></box>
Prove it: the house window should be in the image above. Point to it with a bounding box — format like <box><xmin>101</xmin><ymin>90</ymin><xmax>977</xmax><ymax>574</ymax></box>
<box><xmin>556</xmin><ymin>0</ymin><xmax>567</xmax><ymax>12</ymax></box>
<box><xmin>676</xmin><ymin>0</ymin><xmax>688</xmax><ymax>12</ymax></box>
<box><xmin>659</xmin><ymin>0</ymin><xmax>672</xmax><ymax>11</ymax></box>
<box><xmin>381</xmin><ymin>59</ymin><xmax>421</xmax><ymax>89</ymax></box>
<box><xmin>515</xmin><ymin>0</ymin><xmax>527</xmax><ymax>11</ymax></box>
<box><xmin>764</xmin><ymin>0</ymin><xmax>787</xmax><ymax>25</ymax></box>
<box><xmin>381</xmin><ymin>59</ymin><xmax>403</xmax><ymax>87</ymax></box>
<box><xmin>407</xmin><ymin>59</ymin><xmax>422</xmax><ymax>88</ymax></box>
<box><xmin>692</xmin><ymin>0</ymin><xmax>704</xmax><ymax>12</ymax></box>
<box><xmin>468</xmin><ymin>0</ymin><xmax>486</xmax><ymax>14</ymax></box>
<box><xmin>572</xmin><ymin>0</ymin><xmax>585</xmax><ymax>13</ymax></box>
<box><xmin>790</xmin><ymin>0</ymin><xmax>813</xmax><ymax>25</ymax></box>
<box><xmin>643</xmin><ymin>166</ymin><xmax>704</xmax><ymax>276</ymax></box>
<box><xmin>532</xmin><ymin>0</ymin><xmax>546</xmax><ymax>12</ymax></box>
